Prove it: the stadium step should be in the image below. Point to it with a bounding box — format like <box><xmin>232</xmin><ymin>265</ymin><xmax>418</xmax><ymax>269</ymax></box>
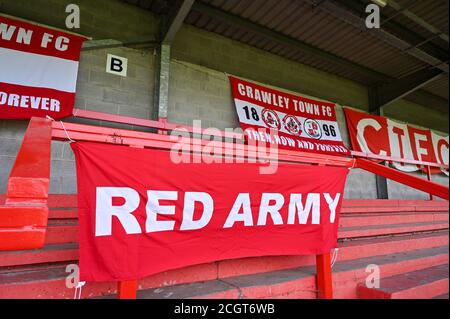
<box><xmin>217</xmin><ymin>230</ymin><xmax>449</xmax><ymax>278</ymax></box>
<box><xmin>0</xmin><ymin>196</ymin><xmax>447</xmax><ymax>299</ymax></box>
<box><xmin>433</xmin><ymin>293</ymin><xmax>449</xmax><ymax>299</ymax></box>
<box><xmin>3</xmin><ymin>227</ymin><xmax>447</xmax><ymax>269</ymax></box>
<box><xmin>357</xmin><ymin>264</ymin><xmax>449</xmax><ymax>299</ymax></box>
<box><xmin>47</xmin><ymin>209</ymin><xmax>450</xmax><ymax>225</ymax></box>
<box><xmin>103</xmin><ymin>245</ymin><xmax>449</xmax><ymax>299</ymax></box>
<box><xmin>332</xmin><ymin>246</ymin><xmax>448</xmax><ymax>298</ymax></box>
<box><xmin>49</xmin><ymin>209</ymin><xmax>78</xmax><ymax>219</ymax></box>
<box><xmin>45</xmin><ymin>220</ymin><xmax>78</xmax><ymax>244</ymax></box>
<box><xmin>339</xmin><ymin>221</ymin><xmax>449</xmax><ymax>239</ymax></box>
<box><xmin>0</xmin><ymin>243</ymin><xmax>78</xmax><ymax>267</ymax></box>
<box><xmin>0</xmin><ymin>243</ymin><xmax>447</xmax><ymax>299</ymax></box>
<box><xmin>2</xmin><ymin>228</ymin><xmax>447</xmax><ymax>272</ymax></box>
<box><xmin>339</xmin><ymin>212</ymin><xmax>448</xmax><ymax>228</ymax></box>
<box><xmin>47</xmin><ymin>207</ymin><xmax>449</xmax><ymax>219</ymax></box>
<box><xmin>43</xmin><ymin>217</ymin><xmax>449</xmax><ymax>245</ymax></box>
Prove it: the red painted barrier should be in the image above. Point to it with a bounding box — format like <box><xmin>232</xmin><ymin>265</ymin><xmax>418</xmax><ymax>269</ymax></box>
<box><xmin>0</xmin><ymin>118</ymin><xmax>52</xmax><ymax>250</ymax></box>
<box><xmin>355</xmin><ymin>158</ymin><xmax>449</xmax><ymax>200</ymax></box>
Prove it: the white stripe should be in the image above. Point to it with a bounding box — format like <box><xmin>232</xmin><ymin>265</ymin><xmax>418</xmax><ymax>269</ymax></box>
<box><xmin>234</xmin><ymin>99</ymin><xmax>344</xmax><ymax>142</ymax></box>
<box><xmin>0</xmin><ymin>47</ymin><xmax>79</xmax><ymax>93</ymax></box>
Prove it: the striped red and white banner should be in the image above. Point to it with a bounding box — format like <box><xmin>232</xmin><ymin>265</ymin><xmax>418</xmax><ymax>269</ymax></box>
<box><xmin>0</xmin><ymin>15</ymin><xmax>86</xmax><ymax>120</ymax></box>
<box><xmin>229</xmin><ymin>76</ymin><xmax>350</xmax><ymax>156</ymax></box>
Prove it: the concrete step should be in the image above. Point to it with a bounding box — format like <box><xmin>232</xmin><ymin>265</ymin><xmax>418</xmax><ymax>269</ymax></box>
<box><xmin>0</xmin><ymin>243</ymin><xmax>79</xmax><ymax>267</ymax></box>
<box><xmin>433</xmin><ymin>293</ymin><xmax>449</xmax><ymax>299</ymax></box>
<box><xmin>341</xmin><ymin>206</ymin><xmax>448</xmax><ymax>214</ymax></box>
<box><xmin>49</xmin><ymin>209</ymin><xmax>77</xmax><ymax>219</ymax></box>
<box><xmin>3</xmin><ymin>194</ymin><xmax>447</xmax><ymax>213</ymax></box>
<box><xmin>47</xmin><ymin>209</ymin><xmax>450</xmax><ymax>224</ymax></box>
<box><xmin>0</xmin><ymin>261</ymin><xmax>218</xmax><ymax>299</ymax></box>
<box><xmin>332</xmin><ymin>246</ymin><xmax>448</xmax><ymax>298</ymax></box>
<box><xmin>48</xmin><ymin>206</ymin><xmax>449</xmax><ymax>219</ymax></box>
<box><xmin>217</xmin><ymin>230</ymin><xmax>449</xmax><ymax>278</ymax></box>
<box><xmin>0</xmin><ymin>244</ymin><xmax>447</xmax><ymax>299</ymax></box>
<box><xmin>1</xmin><ymin>230</ymin><xmax>448</xmax><ymax>275</ymax></box>
<box><xmin>339</xmin><ymin>221</ymin><xmax>449</xmax><ymax>239</ymax></box>
<box><xmin>45</xmin><ymin>220</ymin><xmax>78</xmax><ymax>244</ymax></box>
<box><xmin>339</xmin><ymin>212</ymin><xmax>448</xmax><ymax>228</ymax></box>
<box><xmin>341</xmin><ymin>199</ymin><xmax>448</xmax><ymax>210</ymax></box>
<box><xmin>357</xmin><ymin>264</ymin><xmax>449</xmax><ymax>299</ymax></box>
<box><xmin>125</xmin><ymin>245</ymin><xmax>450</xmax><ymax>299</ymax></box>
<box><xmin>44</xmin><ymin>216</ymin><xmax>449</xmax><ymax>245</ymax></box>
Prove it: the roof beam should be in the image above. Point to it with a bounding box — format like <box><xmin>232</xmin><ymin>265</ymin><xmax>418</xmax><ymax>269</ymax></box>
<box><xmin>345</xmin><ymin>0</ymin><xmax>448</xmax><ymax>62</ymax></box>
<box><xmin>388</xmin><ymin>0</ymin><xmax>449</xmax><ymax>43</ymax></box>
<box><xmin>370</xmin><ymin>68</ymin><xmax>444</xmax><ymax>111</ymax></box>
<box><xmin>317</xmin><ymin>0</ymin><xmax>449</xmax><ymax>73</ymax></box>
<box><xmin>191</xmin><ymin>1</ymin><xmax>389</xmax><ymax>82</ymax></box>
<box><xmin>82</xmin><ymin>38</ymin><xmax>158</xmax><ymax>51</ymax></box>
<box><xmin>405</xmin><ymin>90</ymin><xmax>449</xmax><ymax>114</ymax></box>
<box><xmin>161</xmin><ymin>0</ymin><xmax>195</xmax><ymax>44</ymax></box>
<box><xmin>191</xmin><ymin>1</ymin><xmax>448</xmax><ymax>110</ymax></box>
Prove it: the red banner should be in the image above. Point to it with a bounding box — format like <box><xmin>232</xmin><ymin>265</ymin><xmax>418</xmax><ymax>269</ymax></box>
<box><xmin>344</xmin><ymin>107</ymin><xmax>449</xmax><ymax>175</ymax></box>
<box><xmin>72</xmin><ymin>142</ymin><xmax>349</xmax><ymax>282</ymax></box>
<box><xmin>229</xmin><ymin>76</ymin><xmax>350</xmax><ymax>156</ymax></box>
<box><xmin>0</xmin><ymin>15</ymin><xmax>86</xmax><ymax>120</ymax></box>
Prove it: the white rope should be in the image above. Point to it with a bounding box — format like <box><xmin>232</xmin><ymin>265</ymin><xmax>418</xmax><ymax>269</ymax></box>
<box><xmin>46</xmin><ymin>115</ymin><xmax>75</xmax><ymax>143</ymax></box>
<box><xmin>74</xmin><ymin>281</ymin><xmax>86</xmax><ymax>299</ymax></box>
<box><xmin>60</xmin><ymin>120</ymin><xmax>75</xmax><ymax>143</ymax></box>
<box><xmin>330</xmin><ymin>248</ymin><xmax>339</xmax><ymax>268</ymax></box>
<box><xmin>349</xmin><ymin>159</ymin><xmax>356</xmax><ymax>170</ymax></box>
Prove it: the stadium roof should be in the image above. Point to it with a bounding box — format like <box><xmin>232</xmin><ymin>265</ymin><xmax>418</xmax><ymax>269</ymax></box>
<box><xmin>125</xmin><ymin>0</ymin><xmax>449</xmax><ymax>113</ymax></box>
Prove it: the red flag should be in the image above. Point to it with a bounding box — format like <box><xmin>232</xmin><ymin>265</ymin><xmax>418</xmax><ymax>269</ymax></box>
<box><xmin>72</xmin><ymin>142</ymin><xmax>349</xmax><ymax>282</ymax></box>
<box><xmin>344</xmin><ymin>107</ymin><xmax>449</xmax><ymax>175</ymax></box>
<box><xmin>0</xmin><ymin>15</ymin><xmax>86</xmax><ymax>119</ymax></box>
<box><xmin>229</xmin><ymin>76</ymin><xmax>350</xmax><ymax>156</ymax></box>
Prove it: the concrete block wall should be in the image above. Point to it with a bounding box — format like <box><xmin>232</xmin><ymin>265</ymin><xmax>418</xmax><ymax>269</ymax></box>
<box><xmin>0</xmin><ymin>0</ymin><xmax>158</xmax><ymax>41</ymax></box>
<box><xmin>171</xmin><ymin>25</ymin><xmax>370</xmax><ymax>113</ymax></box>
<box><xmin>168</xmin><ymin>60</ymin><xmax>238</xmax><ymax>130</ymax></box>
<box><xmin>76</xmin><ymin>47</ymin><xmax>156</xmax><ymax>121</ymax></box>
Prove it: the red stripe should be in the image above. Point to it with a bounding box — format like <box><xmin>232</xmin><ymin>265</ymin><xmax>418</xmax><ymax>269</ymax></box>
<box><xmin>0</xmin><ymin>16</ymin><xmax>85</xmax><ymax>61</ymax></box>
<box><xmin>0</xmin><ymin>82</ymin><xmax>75</xmax><ymax>120</ymax></box>
<box><xmin>229</xmin><ymin>76</ymin><xmax>337</xmax><ymax>121</ymax></box>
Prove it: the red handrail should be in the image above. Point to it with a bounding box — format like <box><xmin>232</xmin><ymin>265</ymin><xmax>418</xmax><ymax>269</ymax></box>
<box><xmin>355</xmin><ymin>158</ymin><xmax>448</xmax><ymax>200</ymax></box>
<box><xmin>72</xmin><ymin>108</ymin><xmax>449</xmax><ymax>170</ymax></box>
<box><xmin>51</xmin><ymin>121</ymin><xmax>355</xmax><ymax>168</ymax></box>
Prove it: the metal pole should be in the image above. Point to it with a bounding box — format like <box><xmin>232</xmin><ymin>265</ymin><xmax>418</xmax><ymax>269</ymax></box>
<box><xmin>118</xmin><ymin>280</ymin><xmax>137</xmax><ymax>299</ymax></box>
<box><xmin>153</xmin><ymin>44</ymin><xmax>171</xmax><ymax>121</ymax></box>
<box><xmin>426</xmin><ymin>165</ymin><xmax>433</xmax><ymax>200</ymax></box>
<box><xmin>316</xmin><ymin>253</ymin><xmax>333</xmax><ymax>299</ymax></box>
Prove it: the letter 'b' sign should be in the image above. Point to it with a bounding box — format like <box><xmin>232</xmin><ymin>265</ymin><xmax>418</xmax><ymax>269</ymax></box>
<box><xmin>106</xmin><ymin>54</ymin><xmax>128</xmax><ymax>77</ymax></box>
